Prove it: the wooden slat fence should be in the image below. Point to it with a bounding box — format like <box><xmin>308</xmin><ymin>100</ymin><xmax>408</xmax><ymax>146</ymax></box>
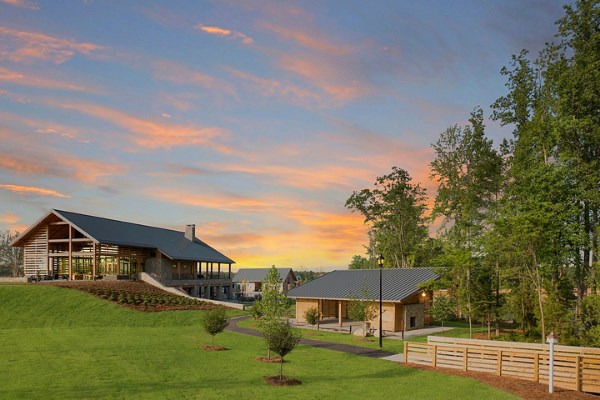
<box><xmin>403</xmin><ymin>336</ymin><xmax>600</xmax><ymax>394</ymax></box>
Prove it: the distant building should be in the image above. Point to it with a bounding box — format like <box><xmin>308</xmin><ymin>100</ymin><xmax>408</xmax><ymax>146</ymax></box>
<box><xmin>232</xmin><ymin>267</ymin><xmax>296</xmax><ymax>300</ymax></box>
<box><xmin>11</xmin><ymin>209</ymin><xmax>235</xmax><ymax>299</ymax></box>
<box><xmin>288</xmin><ymin>268</ymin><xmax>439</xmax><ymax>333</ymax></box>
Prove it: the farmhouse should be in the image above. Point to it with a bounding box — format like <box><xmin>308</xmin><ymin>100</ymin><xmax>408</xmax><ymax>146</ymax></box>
<box><xmin>232</xmin><ymin>267</ymin><xmax>296</xmax><ymax>299</ymax></box>
<box><xmin>288</xmin><ymin>268</ymin><xmax>438</xmax><ymax>333</ymax></box>
<box><xmin>11</xmin><ymin>209</ymin><xmax>235</xmax><ymax>299</ymax></box>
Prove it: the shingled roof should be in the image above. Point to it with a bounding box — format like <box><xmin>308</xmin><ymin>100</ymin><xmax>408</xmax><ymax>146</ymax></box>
<box><xmin>13</xmin><ymin>209</ymin><xmax>234</xmax><ymax>264</ymax></box>
<box><xmin>287</xmin><ymin>268</ymin><xmax>438</xmax><ymax>302</ymax></box>
<box><xmin>233</xmin><ymin>268</ymin><xmax>295</xmax><ymax>283</ymax></box>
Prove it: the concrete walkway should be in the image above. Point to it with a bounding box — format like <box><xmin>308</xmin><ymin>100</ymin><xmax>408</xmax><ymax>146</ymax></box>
<box><xmin>226</xmin><ymin>316</ymin><xmax>397</xmax><ymax>359</ymax></box>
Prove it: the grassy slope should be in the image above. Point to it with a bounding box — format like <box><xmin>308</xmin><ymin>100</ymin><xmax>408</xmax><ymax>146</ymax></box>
<box><xmin>0</xmin><ymin>285</ymin><xmax>517</xmax><ymax>400</ymax></box>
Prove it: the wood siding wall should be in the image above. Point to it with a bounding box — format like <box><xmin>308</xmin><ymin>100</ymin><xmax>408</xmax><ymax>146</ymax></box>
<box><xmin>23</xmin><ymin>225</ymin><xmax>48</xmax><ymax>276</ymax></box>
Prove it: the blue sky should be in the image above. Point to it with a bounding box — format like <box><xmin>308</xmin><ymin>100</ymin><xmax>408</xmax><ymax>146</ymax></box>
<box><xmin>0</xmin><ymin>0</ymin><xmax>568</xmax><ymax>270</ymax></box>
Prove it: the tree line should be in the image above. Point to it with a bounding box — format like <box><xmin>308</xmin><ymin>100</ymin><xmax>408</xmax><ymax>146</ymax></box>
<box><xmin>346</xmin><ymin>0</ymin><xmax>599</xmax><ymax>345</ymax></box>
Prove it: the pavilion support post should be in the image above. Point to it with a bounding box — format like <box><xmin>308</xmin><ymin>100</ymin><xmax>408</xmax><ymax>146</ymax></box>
<box><xmin>92</xmin><ymin>243</ymin><xmax>97</xmax><ymax>280</ymax></box>
<box><xmin>218</xmin><ymin>263</ymin><xmax>221</xmax><ymax>279</ymax></box>
<box><xmin>228</xmin><ymin>263</ymin><xmax>231</xmax><ymax>279</ymax></box>
<box><xmin>338</xmin><ymin>301</ymin><xmax>343</xmax><ymax>327</ymax></box>
<box><xmin>68</xmin><ymin>225</ymin><xmax>72</xmax><ymax>280</ymax></box>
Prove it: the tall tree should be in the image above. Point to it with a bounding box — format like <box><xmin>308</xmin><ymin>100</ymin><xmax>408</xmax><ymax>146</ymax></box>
<box><xmin>553</xmin><ymin>0</ymin><xmax>600</xmax><ymax>299</ymax></box>
<box><xmin>430</xmin><ymin>108</ymin><xmax>504</xmax><ymax>338</ymax></box>
<box><xmin>346</xmin><ymin>167</ymin><xmax>428</xmax><ymax>268</ymax></box>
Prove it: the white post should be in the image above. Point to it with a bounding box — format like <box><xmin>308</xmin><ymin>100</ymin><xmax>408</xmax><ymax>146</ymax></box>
<box><xmin>546</xmin><ymin>332</ymin><xmax>557</xmax><ymax>394</ymax></box>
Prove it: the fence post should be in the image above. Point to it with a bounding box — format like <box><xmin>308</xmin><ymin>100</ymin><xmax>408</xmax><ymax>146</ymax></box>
<box><xmin>497</xmin><ymin>350</ymin><xmax>502</xmax><ymax>376</ymax></box>
<box><xmin>463</xmin><ymin>347</ymin><xmax>468</xmax><ymax>371</ymax></box>
<box><xmin>546</xmin><ymin>332</ymin><xmax>557</xmax><ymax>394</ymax></box>
<box><xmin>403</xmin><ymin>341</ymin><xmax>408</xmax><ymax>363</ymax></box>
<box><xmin>533</xmin><ymin>353</ymin><xmax>539</xmax><ymax>382</ymax></box>
<box><xmin>576</xmin><ymin>355</ymin><xmax>581</xmax><ymax>392</ymax></box>
<box><xmin>432</xmin><ymin>345</ymin><xmax>437</xmax><ymax>367</ymax></box>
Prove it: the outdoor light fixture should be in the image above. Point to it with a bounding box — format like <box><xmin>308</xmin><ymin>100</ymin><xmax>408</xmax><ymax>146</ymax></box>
<box><xmin>377</xmin><ymin>254</ymin><xmax>384</xmax><ymax>348</ymax></box>
<box><xmin>421</xmin><ymin>290</ymin><xmax>427</xmax><ymax>297</ymax></box>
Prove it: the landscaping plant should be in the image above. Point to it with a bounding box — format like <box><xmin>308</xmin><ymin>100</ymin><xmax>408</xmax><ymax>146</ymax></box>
<box><xmin>265</xmin><ymin>320</ymin><xmax>302</xmax><ymax>381</ymax></box>
<box><xmin>202</xmin><ymin>307</ymin><xmax>230</xmax><ymax>349</ymax></box>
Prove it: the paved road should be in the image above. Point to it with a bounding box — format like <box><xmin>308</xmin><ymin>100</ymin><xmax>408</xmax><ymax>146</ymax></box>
<box><xmin>227</xmin><ymin>315</ymin><xmax>397</xmax><ymax>359</ymax></box>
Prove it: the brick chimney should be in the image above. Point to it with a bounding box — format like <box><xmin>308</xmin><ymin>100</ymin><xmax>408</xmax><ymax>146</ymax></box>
<box><xmin>185</xmin><ymin>224</ymin><xmax>195</xmax><ymax>241</ymax></box>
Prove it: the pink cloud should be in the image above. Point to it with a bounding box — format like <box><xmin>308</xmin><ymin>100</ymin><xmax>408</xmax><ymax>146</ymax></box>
<box><xmin>198</xmin><ymin>24</ymin><xmax>254</xmax><ymax>45</ymax></box>
<box><xmin>0</xmin><ymin>27</ymin><xmax>105</xmax><ymax>64</ymax></box>
<box><xmin>58</xmin><ymin>102</ymin><xmax>232</xmax><ymax>152</ymax></box>
<box><xmin>0</xmin><ymin>184</ymin><xmax>69</xmax><ymax>198</ymax></box>
<box><xmin>224</xmin><ymin>66</ymin><xmax>322</xmax><ymax>107</ymax></box>
<box><xmin>0</xmin><ymin>67</ymin><xmax>92</xmax><ymax>92</ymax></box>
<box><xmin>1</xmin><ymin>0</ymin><xmax>38</xmax><ymax>10</ymax></box>
<box><xmin>0</xmin><ymin>124</ymin><xmax>126</xmax><ymax>184</ymax></box>
<box><xmin>258</xmin><ymin>21</ymin><xmax>351</xmax><ymax>56</ymax></box>
<box><xmin>152</xmin><ymin>60</ymin><xmax>237</xmax><ymax>97</ymax></box>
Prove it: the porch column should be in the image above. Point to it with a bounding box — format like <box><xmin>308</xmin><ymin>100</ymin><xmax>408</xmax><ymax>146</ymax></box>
<box><xmin>228</xmin><ymin>263</ymin><xmax>231</xmax><ymax>279</ymax></box>
<box><xmin>92</xmin><ymin>243</ymin><xmax>97</xmax><ymax>280</ymax></box>
<box><xmin>338</xmin><ymin>300</ymin><xmax>343</xmax><ymax>327</ymax></box>
<box><xmin>217</xmin><ymin>263</ymin><xmax>221</xmax><ymax>279</ymax></box>
<box><xmin>68</xmin><ymin>225</ymin><xmax>72</xmax><ymax>280</ymax></box>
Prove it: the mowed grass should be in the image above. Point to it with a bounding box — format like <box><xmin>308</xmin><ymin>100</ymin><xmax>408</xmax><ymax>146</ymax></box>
<box><xmin>239</xmin><ymin>317</ymin><xmax>487</xmax><ymax>354</ymax></box>
<box><xmin>0</xmin><ymin>285</ymin><xmax>518</xmax><ymax>400</ymax></box>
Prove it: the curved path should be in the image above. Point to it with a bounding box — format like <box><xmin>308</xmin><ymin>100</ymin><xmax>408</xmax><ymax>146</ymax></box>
<box><xmin>227</xmin><ymin>315</ymin><xmax>396</xmax><ymax>359</ymax></box>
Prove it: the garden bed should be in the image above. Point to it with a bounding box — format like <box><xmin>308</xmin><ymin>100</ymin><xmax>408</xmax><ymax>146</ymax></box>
<box><xmin>51</xmin><ymin>281</ymin><xmax>223</xmax><ymax>311</ymax></box>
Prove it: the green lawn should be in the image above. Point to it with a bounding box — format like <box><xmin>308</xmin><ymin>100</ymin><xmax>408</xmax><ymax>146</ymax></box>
<box><xmin>238</xmin><ymin>317</ymin><xmax>488</xmax><ymax>354</ymax></box>
<box><xmin>0</xmin><ymin>285</ymin><xmax>518</xmax><ymax>399</ymax></box>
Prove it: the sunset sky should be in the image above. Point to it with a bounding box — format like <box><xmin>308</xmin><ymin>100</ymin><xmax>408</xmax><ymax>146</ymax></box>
<box><xmin>0</xmin><ymin>0</ymin><xmax>568</xmax><ymax>270</ymax></box>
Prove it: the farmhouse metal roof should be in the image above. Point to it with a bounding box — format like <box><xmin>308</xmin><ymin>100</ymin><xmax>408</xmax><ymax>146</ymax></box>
<box><xmin>14</xmin><ymin>209</ymin><xmax>234</xmax><ymax>264</ymax></box>
<box><xmin>287</xmin><ymin>268</ymin><xmax>438</xmax><ymax>302</ymax></box>
<box><xmin>233</xmin><ymin>268</ymin><xmax>295</xmax><ymax>283</ymax></box>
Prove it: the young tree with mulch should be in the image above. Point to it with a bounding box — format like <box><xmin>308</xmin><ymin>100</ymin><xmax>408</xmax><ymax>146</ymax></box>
<box><xmin>265</xmin><ymin>320</ymin><xmax>302</xmax><ymax>384</ymax></box>
<box><xmin>201</xmin><ymin>307</ymin><xmax>229</xmax><ymax>350</ymax></box>
<box><xmin>255</xmin><ymin>266</ymin><xmax>291</xmax><ymax>359</ymax></box>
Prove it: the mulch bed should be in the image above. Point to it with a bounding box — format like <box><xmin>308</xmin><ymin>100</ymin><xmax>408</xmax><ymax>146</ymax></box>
<box><xmin>201</xmin><ymin>345</ymin><xmax>226</xmax><ymax>351</ymax></box>
<box><xmin>50</xmin><ymin>281</ymin><xmax>227</xmax><ymax>312</ymax></box>
<box><xmin>263</xmin><ymin>376</ymin><xmax>301</xmax><ymax>386</ymax></box>
<box><xmin>406</xmin><ymin>363</ymin><xmax>597</xmax><ymax>400</ymax></box>
<box><xmin>256</xmin><ymin>356</ymin><xmax>283</xmax><ymax>363</ymax></box>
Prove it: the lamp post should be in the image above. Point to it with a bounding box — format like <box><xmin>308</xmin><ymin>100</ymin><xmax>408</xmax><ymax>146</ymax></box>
<box><xmin>377</xmin><ymin>254</ymin><xmax>385</xmax><ymax>348</ymax></box>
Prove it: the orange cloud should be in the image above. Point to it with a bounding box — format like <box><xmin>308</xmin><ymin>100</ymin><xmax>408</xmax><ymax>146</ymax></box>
<box><xmin>198</xmin><ymin>24</ymin><xmax>254</xmax><ymax>45</ymax></box>
<box><xmin>277</xmin><ymin>54</ymin><xmax>367</xmax><ymax>103</ymax></box>
<box><xmin>150</xmin><ymin>190</ymin><xmax>274</xmax><ymax>213</ymax></box>
<box><xmin>152</xmin><ymin>60</ymin><xmax>236</xmax><ymax>97</ymax></box>
<box><xmin>0</xmin><ymin>67</ymin><xmax>91</xmax><ymax>92</ymax></box>
<box><xmin>148</xmin><ymin>186</ymin><xmax>369</xmax><ymax>268</ymax></box>
<box><xmin>0</xmin><ymin>212</ymin><xmax>19</xmax><ymax>224</ymax></box>
<box><xmin>0</xmin><ymin>212</ymin><xmax>27</xmax><ymax>233</ymax></box>
<box><xmin>58</xmin><ymin>102</ymin><xmax>231</xmax><ymax>152</ymax></box>
<box><xmin>0</xmin><ymin>27</ymin><xmax>105</xmax><ymax>64</ymax></box>
<box><xmin>0</xmin><ymin>184</ymin><xmax>69</xmax><ymax>198</ymax></box>
<box><xmin>216</xmin><ymin>162</ymin><xmax>373</xmax><ymax>190</ymax></box>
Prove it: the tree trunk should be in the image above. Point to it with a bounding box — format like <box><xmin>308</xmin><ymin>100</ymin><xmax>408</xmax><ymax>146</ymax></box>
<box><xmin>279</xmin><ymin>359</ymin><xmax>283</xmax><ymax>380</ymax></box>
